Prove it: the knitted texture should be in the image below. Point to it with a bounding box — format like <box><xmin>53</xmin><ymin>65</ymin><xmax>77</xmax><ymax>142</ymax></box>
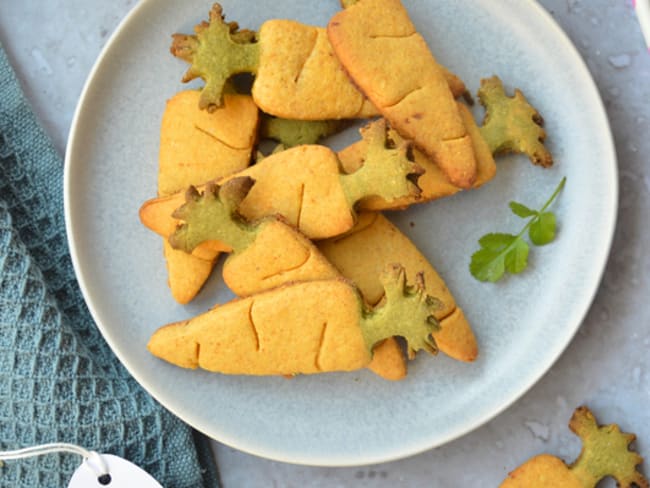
<box><xmin>0</xmin><ymin>44</ymin><xmax>220</xmax><ymax>487</ymax></box>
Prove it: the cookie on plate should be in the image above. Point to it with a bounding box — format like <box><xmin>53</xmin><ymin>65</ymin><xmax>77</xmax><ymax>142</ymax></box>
<box><xmin>328</xmin><ymin>0</ymin><xmax>478</xmax><ymax>188</ymax></box>
<box><xmin>157</xmin><ymin>90</ymin><xmax>258</xmax><ymax>303</ymax></box>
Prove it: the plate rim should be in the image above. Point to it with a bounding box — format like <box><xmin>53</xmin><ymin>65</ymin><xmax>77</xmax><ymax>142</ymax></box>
<box><xmin>63</xmin><ymin>0</ymin><xmax>618</xmax><ymax>466</ymax></box>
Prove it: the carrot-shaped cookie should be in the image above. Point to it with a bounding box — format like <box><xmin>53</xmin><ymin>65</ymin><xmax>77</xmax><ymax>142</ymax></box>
<box><xmin>170</xmin><ymin>177</ymin><xmax>407</xmax><ymax>380</ymax></box>
<box><xmin>157</xmin><ymin>90</ymin><xmax>258</xmax><ymax>303</ymax></box>
<box><xmin>318</xmin><ymin>212</ymin><xmax>477</xmax><ymax>362</ymax></box>
<box><xmin>148</xmin><ymin>264</ymin><xmax>439</xmax><ymax>376</ymax></box>
<box><xmin>170</xmin><ymin>3</ymin><xmax>467</xmax><ymax>119</ymax></box>
<box><xmin>501</xmin><ymin>406</ymin><xmax>648</xmax><ymax>488</ymax></box>
<box><xmin>337</xmin><ymin>77</ymin><xmax>552</xmax><ymax>210</ymax></box>
<box><xmin>139</xmin><ymin>119</ymin><xmax>423</xmax><ymax>243</ymax></box>
<box><xmin>328</xmin><ymin>0</ymin><xmax>477</xmax><ymax>189</ymax></box>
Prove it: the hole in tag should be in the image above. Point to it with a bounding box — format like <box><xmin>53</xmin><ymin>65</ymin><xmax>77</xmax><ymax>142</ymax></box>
<box><xmin>98</xmin><ymin>473</ymin><xmax>112</xmax><ymax>485</ymax></box>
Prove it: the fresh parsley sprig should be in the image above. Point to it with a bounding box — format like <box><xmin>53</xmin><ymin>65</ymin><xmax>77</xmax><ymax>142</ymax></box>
<box><xmin>470</xmin><ymin>177</ymin><xmax>566</xmax><ymax>282</ymax></box>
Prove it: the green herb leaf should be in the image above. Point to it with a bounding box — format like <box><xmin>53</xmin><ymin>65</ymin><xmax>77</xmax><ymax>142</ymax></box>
<box><xmin>478</xmin><ymin>232</ymin><xmax>518</xmax><ymax>251</ymax></box>
<box><xmin>509</xmin><ymin>201</ymin><xmax>537</xmax><ymax>218</ymax></box>
<box><xmin>470</xmin><ymin>248</ymin><xmax>506</xmax><ymax>282</ymax></box>
<box><xmin>469</xmin><ymin>177</ymin><xmax>566</xmax><ymax>282</ymax></box>
<box><xmin>529</xmin><ymin>211</ymin><xmax>557</xmax><ymax>245</ymax></box>
<box><xmin>504</xmin><ymin>239</ymin><xmax>529</xmax><ymax>274</ymax></box>
<box><xmin>470</xmin><ymin>233</ymin><xmax>516</xmax><ymax>282</ymax></box>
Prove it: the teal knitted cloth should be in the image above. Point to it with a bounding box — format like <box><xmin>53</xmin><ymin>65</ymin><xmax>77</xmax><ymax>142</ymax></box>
<box><xmin>0</xmin><ymin>44</ymin><xmax>220</xmax><ymax>487</ymax></box>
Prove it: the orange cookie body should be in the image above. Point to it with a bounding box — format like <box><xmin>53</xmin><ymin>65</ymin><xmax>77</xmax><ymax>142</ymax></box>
<box><xmin>500</xmin><ymin>455</ymin><xmax>582</xmax><ymax>488</ymax></box>
<box><xmin>328</xmin><ymin>0</ymin><xmax>477</xmax><ymax>188</ymax></box>
<box><xmin>222</xmin><ymin>145</ymin><xmax>354</xmax><ymax>239</ymax></box>
<box><xmin>158</xmin><ymin>91</ymin><xmax>259</xmax><ymax>195</ymax></box>
<box><xmin>223</xmin><ymin>218</ymin><xmax>341</xmax><ymax>297</ymax></box>
<box><xmin>254</xmin><ymin>20</ymin><xmax>377</xmax><ymax>120</ymax></box>
<box><xmin>148</xmin><ymin>279</ymin><xmax>371</xmax><ymax>375</ymax></box>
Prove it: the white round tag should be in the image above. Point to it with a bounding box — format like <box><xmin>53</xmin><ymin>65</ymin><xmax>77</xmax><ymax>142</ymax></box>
<box><xmin>68</xmin><ymin>453</ymin><xmax>163</xmax><ymax>488</ymax></box>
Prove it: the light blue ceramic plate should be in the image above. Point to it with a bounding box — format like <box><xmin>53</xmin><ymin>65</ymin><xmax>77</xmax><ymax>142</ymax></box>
<box><xmin>65</xmin><ymin>0</ymin><xmax>616</xmax><ymax>466</ymax></box>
